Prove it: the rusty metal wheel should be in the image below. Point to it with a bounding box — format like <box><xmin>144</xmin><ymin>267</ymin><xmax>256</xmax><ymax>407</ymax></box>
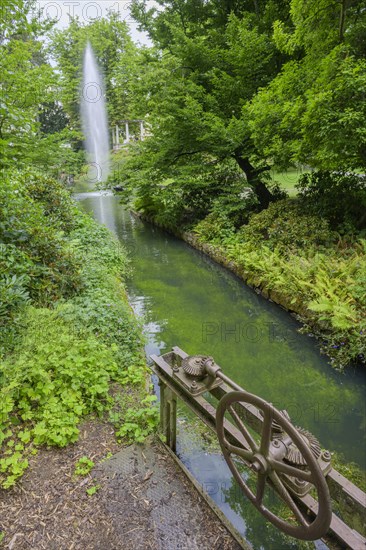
<box><xmin>216</xmin><ymin>391</ymin><xmax>332</xmax><ymax>541</ymax></box>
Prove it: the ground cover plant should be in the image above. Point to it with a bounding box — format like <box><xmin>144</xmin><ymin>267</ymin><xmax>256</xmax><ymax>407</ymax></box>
<box><xmin>0</xmin><ymin>172</ymin><xmax>157</xmax><ymax>489</ymax></box>
<box><xmin>191</xmin><ymin>173</ymin><xmax>366</xmax><ymax>370</ymax></box>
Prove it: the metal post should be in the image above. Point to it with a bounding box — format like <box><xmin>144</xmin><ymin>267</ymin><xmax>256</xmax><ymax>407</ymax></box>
<box><xmin>158</xmin><ymin>379</ymin><xmax>177</xmax><ymax>452</ymax></box>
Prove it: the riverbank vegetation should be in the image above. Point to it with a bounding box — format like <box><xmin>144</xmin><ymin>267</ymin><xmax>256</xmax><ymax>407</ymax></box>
<box><xmin>103</xmin><ymin>0</ymin><xmax>365</xmax><ymax>370</ymax></box>
<box><xmin>2</xmin><ymin>1</ymin><xmax>364</xmax><ymax>375</ymax></box>
<box><xmin>1</xmin><ymin>1</ymin><xmax>160</xmax><ymax>490</ymax></box>
<box><xmin>192</xmin><ymin>179</ymin><xmax>366</xmax><ymax>370</ymax></box>
<box><xmin>1</xmin><ymin>0</ymin><xmax>365</xmax><ymax>488</ymax></box>
<box><xmin>0</xmin><ymin>171</ymin><xmax>156</xmax><ymax>488</ymax></box>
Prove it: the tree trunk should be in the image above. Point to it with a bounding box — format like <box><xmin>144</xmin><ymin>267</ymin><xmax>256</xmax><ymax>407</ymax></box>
<box><xmin>233</xmin><ymin>152</ymin><xmax>273</xmax><ymax>209</ymax></box>
<box><xmin>339</xmin><ymin>0</ymin><xmax>347</xmax><ymax>43</ymax></box>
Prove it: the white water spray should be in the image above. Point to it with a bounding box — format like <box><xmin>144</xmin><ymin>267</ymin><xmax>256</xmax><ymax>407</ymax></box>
<box><xmin>81</xmin><ymin>42</ymin><xmax>110</xmax><ymax>183</ymax></box>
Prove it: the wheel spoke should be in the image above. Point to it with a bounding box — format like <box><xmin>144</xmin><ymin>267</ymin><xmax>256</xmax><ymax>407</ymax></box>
<box><xmin>226</xmin><ymin>441</ymin><xmax>254</xmax><ymax>462</ymax></box>
<box><xmin>269</xmin><ymin>471</ymin><xmax>309</xmax><ymax>526</ymax></box>
<box><xmin>260</xmin><ymin>407</ymin><xmax>273</xmax><ymax>457</ymax></box>
<box><xmin>256</xmin><ymin>473</ymin><xmax>267</xmax><ymax>505</ymax></box>
<box><xmin>228</xmin><ymin>405</ymin><xmax>259</xmax><ymax>452</ymax></box>
<box><xmin>269</xmin><ymin>459</ymin><xmax>314</xmax><ymax>484</ymax></box>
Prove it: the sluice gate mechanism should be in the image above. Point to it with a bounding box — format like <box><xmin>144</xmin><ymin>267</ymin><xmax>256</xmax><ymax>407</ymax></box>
<box><xmin>151</xmin><ymin>347</ymin><xmax>366</xmax><ymax>549</ymax></box>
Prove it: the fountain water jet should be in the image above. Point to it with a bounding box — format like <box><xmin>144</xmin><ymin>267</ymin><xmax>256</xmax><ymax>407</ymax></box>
<box><xmin>81</xmin><ymin>42</ymin><xmax>110</xmax><ymax>184</ymax></box>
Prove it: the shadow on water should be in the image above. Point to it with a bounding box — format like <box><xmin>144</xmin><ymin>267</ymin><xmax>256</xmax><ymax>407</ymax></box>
<box><xmin>78</xmin><ymin>193</ymin><xmax>365</xmax><ymax>550</ymax></box>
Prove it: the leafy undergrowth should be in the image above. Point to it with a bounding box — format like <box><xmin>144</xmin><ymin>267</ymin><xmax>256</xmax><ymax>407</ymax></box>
<box><xmin>331</xmin><ymin>452</ymin><xmax>366</xmax><ymax>493</ymax></box>
<box><xmin>0</xmin><ymin>172</ymin><xmax>158</xmax><ymax>489</ymax></box>
<box><xmin>192</xmin><ymin>199</ymin><xmax>366</xmax><ymax>370</ymax></box>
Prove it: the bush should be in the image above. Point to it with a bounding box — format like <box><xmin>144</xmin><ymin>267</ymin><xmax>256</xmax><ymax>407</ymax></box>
<box><xmin>193</xmin><ymin>212</ymin><xmax>236</xmax><ymax>243</ymax></box>
<box><xmin>0</xmin><ymin>172</ymin><xmax>82</xmax><ymax>337</ymax></box>
<box><xmin>19</xmin><ymin>171</ymin><xmax>79</xmax><ymax>233</ymax></box>
<box><xmin>296</xmin><ymin>170</ymin><xmax>366</xmax><ymax>233</ymax></box>
<box><xmin>239</xmin><ymin>199</ymin><xmax>336</xmax><ymax>252</ymax></box>
<box><xmin>132</xmin><ymin>159</ymin><xmax>264</xmax><ymax>229</ymax></box>
<box><xmin>0</xmin><ymin>205</ymin><xmax>151</xmax><ymax>488</ymax></box>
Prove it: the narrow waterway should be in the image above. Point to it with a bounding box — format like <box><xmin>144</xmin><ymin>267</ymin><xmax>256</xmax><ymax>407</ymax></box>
<box><xmin>78</xmin><ymin>192</ymin><xmax>365</xmax><ymax>549</ymax></box>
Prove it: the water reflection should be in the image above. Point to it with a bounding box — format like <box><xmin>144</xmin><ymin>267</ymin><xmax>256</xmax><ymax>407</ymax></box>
<box><xmin>78</xmin><ymin>193</ymin><xmax>365</xmax><ymax>549</ymax></box>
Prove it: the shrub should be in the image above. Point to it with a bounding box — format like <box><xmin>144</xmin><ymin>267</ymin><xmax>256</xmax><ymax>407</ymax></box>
<box><xmin>19</xmin><ymin>171</ymin><xmax>79</xmax><ymax>233</ymax></box>
<box><xmin>0</xmin><ymin>173</ymin><xmax>82</xmax><ymax>308</ymax></box>
<box><xmin>296</xmin><ymin>170</ymin><xmax>366</xmax><ymax>233</ymax></box>
<box><xmin>132</xmin><ymin>159</ymin><xmax>264</xmax><ymax>229</ymax></box>
<box><xmin>0</xmin><ymin>172</ymin><xmax>154</xmax><ymax>489</ymax></box>
<box><xmin>239</xmin><ymin>199</ymin><xmax>336</xmax><ymax>252</ymax></box>
<box><xmin>193</xmin><ymin>212</ymin><xmax>236</xmax><ymax>243</ymax></box>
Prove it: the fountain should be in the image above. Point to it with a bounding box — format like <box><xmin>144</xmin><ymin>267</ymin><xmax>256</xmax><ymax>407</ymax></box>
<box><xmin>81</xmin><ymin>41</ymin><xmax>110</xmax><ymax>184</ymax></box>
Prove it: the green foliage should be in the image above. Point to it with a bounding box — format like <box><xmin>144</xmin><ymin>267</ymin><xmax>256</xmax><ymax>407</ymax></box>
<box><xmin>193</xmin><ymin>212</ymin><xmax>236</xmax><ymax>244</ymax></box>
<box><xmin>239</xmin><ymin>199</ymin><xmax>336</xmax><ymax>251</ymax></box>
<box><xmin>115</xmin><ymin>395</ymin><xmax>159</xmax><ymax>443</ymax></box>
<box><xmin>50</xmin><ymin>13</ymin><xmax>138</xmax><ymax>129</ymax></box>
<box><xmin>20</xmin><ymin>171</ymin><xmax>80</xmax><ymax>232</ymax></box>
<box><xmin>108</xmin><ymin>4</ymin><xmax>289</xmax><ymax>207</ymax></box>
<box><xmin>86</xmin><ymin>484</ymin><xmax>100</xmax><ymax>496</ymax></box>
<box><xmin>0</xmin><ymin>308</ymin><xmax>118</xmax><ymax>455</ymax></box>
<box><xmin>331</xmin><ymin>452</ymin><xmax>366</xmax><ymax>493</ymax></box>
<box><xmin>192</xmin><ymin>203</ymin><xmax>365</xmax><ymax>370</ymax></box>
<box><xmin>74</xmin><ymin>456</ymin><xmax>95</xmax><ymax>476</ymax></box>
<box><xmin>0</xmin><ymin>1</ymin><xmax>83</xmax><ymax>174</ymax></box>
<box><xmin>0</xmin><ymin>171</ymin><xmax>154</xmax><ymax>489</ymax></box>
<box><xmin>0</xmin><ymin>172</ymin><xmax>82</xmax><ymax>351</ymax></box>
<box><xmin>296</xmin><ymin>171</ymin><xmax>366</xmax><ymax>232</ymax></box>
<box><xmin>249</xmin><ymin>3</ymin><xmax>366</xmax><ymax>171</ymax></box>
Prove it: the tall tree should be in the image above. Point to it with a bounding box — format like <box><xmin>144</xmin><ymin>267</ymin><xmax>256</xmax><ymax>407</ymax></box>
<box><xmin>0</xmin><ymin>0</ymin><xmax>81</xmax><ymax>173</ymax></box>
<box><xmin>127</xmin><ymin>0</ymin><xmax>292</xmax><ymax>208</ymax></box>
<box><xmin>248</xmin><ymin>0</ymin><xmax>366</xmax><ymax>171</ymax></box>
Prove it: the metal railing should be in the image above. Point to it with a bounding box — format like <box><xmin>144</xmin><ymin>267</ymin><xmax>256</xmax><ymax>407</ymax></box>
<box><xmin>151</xmin><ymin>347</ymin><xmax>366</xmax><ymax>549</ymax></box>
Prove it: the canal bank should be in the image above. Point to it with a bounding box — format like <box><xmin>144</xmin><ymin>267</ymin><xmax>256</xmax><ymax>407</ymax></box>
<box><xmin>78</xmin><ymin>192</ymin><xmax>366</xmax><ymax>549</ymax></box>
<box><xmin>132</xmin><ymin>210</ymin><xmax>364</xmax><ymax>373</ymax></box>
<box><xmin>0</xmin><ymin>422</ymin><xmax>241</xmax><ymax>550</ymax></box>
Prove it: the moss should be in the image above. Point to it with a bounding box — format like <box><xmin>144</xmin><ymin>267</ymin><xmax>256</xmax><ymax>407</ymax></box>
<box><xmin>331</xmin><ymin>452</ymin><xmax>366</xmax><ymax>493</ymax></box>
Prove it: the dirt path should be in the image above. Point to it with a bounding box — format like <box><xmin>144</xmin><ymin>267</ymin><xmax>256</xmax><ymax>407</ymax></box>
<box><xmin>0</xmin><ymin>420</ymin><xmax>242</xmax><ymax>550</ymax></box>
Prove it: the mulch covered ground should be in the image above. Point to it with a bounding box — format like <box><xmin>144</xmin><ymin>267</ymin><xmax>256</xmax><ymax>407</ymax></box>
<box><xmin>0</xmin><ymin>420</ymin><xmax>242</xmax><ymax>550</ymax></box>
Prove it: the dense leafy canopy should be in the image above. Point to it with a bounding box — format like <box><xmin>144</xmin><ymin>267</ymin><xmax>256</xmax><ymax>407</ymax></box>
<box><xmin>0</xmin><ymin>0</ymin><xmax>82</xmax><ymax>174</ymax></box>
<box><xmin>249</xmin><ymin>0</ymin><xmax>366</xmax><ymax>170</ymax></box>
<box><xmin>124</xmin><ymin>0</ymin><xmax>293</xmax><ymax>207</ymax></box>
<box><xmin>108</xmin><ymin>0</ymin><xmax>364</xmax><ymax>212</ymax></box>
<box><xmin>50</xmin><ymin>13</ymin><xmax>140</xmax><ymax>129</ymax></box>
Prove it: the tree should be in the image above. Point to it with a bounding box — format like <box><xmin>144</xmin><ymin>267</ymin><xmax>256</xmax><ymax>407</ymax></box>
<box><xmin>50</xmin><ymin>13</ymin><xmax>139</xmax><ymax>130</ymax></box>
<box><xmin>248</xmin><ymin>0</ymin><xmax>366</xmax><ymax>171</ymax></box>
<box><xmin>0</xmin><ymin>0</ymin><xmax>82</xmax><ymax>174</ymax></box>
<box><xmin>126</xmin><ymin>0</ymin><xmax>292</xmax><ymax>208</ymax></box>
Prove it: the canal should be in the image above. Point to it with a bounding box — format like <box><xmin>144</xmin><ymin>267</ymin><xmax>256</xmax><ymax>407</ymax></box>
<box><xmin>78</xmin><ymin>192</ymin><xmax>365</xmax><ymax>549</ymax></box>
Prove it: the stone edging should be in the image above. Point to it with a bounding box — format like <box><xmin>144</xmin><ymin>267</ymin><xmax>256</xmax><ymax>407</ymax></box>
<box><xmin>131</xmin><ymin>210</ymin><xmax>311</xmax><ymax>322</ymax></box>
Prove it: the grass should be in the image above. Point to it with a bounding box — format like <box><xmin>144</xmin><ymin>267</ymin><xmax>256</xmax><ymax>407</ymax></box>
<box><xmin>270</xmin><ymin>169</ymin><xmax>309</xmax><ymax>196</ymax></box>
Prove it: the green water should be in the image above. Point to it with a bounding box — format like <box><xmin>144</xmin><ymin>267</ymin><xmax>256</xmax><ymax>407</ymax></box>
<box><xmin>79</xmin><ymin>193</ymin><xmax>365</xmax><ymax>548</ymax></box>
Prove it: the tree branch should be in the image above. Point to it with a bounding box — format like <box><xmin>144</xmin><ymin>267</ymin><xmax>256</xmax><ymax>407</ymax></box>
<box><xmin>169</xmin><ymin>149</ymin><xmax>203</xmax><ymax>165</ymax></box>
<box><xmin>339</xmin><ymin>0</ymin><xmax>347</xmax><ymax>42</ymax></box>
